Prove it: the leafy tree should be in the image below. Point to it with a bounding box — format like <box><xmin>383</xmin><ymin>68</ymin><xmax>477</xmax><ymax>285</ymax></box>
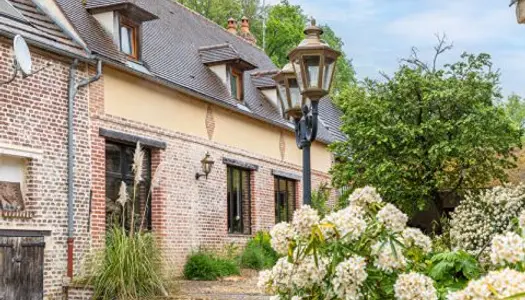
<box><xmin>331</xmin><ymin>40</ymin><xmax>522</xmax><ymax>216</ymax></box>
<box><xmin>320</xmin><ymin>25</ymin><xmax>356</xmax><ymax>93</ymax></box>
<box><xmin>502</xmin><ymin>94</ymin><xmax>525</xmax><ymax>130</ymax></box>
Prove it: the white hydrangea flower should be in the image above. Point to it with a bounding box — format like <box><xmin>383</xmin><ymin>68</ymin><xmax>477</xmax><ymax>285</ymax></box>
<box><xmin>292</xmin><ymin>255</ymin><xmax>328</xmax><ymax>290</ymax></box>
<box><xmin>371</xmin><ymin>240</ymin><xmax>406</xmax><ymax>273</ymax></box>
<box><xmin>332</xmin><ymin>255</ymin><xmax>368</xmax><ymax>299</ymax></box>
<box><xmin>402</xmin><ymin>228</ymin><xmax>432</xmax><ymax>253</ymax></box>
<box><xmin>257</xmin><ymin>270</ymin><xmax>274</xmax><ymax>294</ymax></box>
<box><xmin>269</xmin><ymin>296</ymin><xmax>281</xmax><ymax>300</ymax></box>
<box><xmin>291</xmin><ymin>297</ymin><xmax>302</xmax><ymax>300</ymax></box>
<box><xmin>270</xmin><ymin>222</ymin><xmax>295</xmax><ymax>255</ymax></box>
<box><xmin>292</xmin><ymin>205</ymin><xmax>320</xmax><ymax>239</ymax></box>
<box><xmin>489</xmin><ymin>231</ymin><xmax>525</xmax><ymax>266</ymax></box>
<box><xmin>447</xmin><ymin>268</ymin><xmax>525</xmax><ymax>300</ymax></box>
<box><xmin>519</xmin><ymin>210</ymin><xmax>525</xmax><ymax>232</ymax></box>
<box><xmin>349</xmin><ymin>186</ymin><xmax>383</xmax><ymax>209</ymax></box>
<box><xmin>394</xmin><ymin>272</ymin><xmax>437</xmax><ymax>300</ymax></box>
<box><xmin>450</xmin><ymin>185</ymin><xmax>525</xmax><ymax>258</ymax></box>
<box><xmin>322</xmin><ymin>205</ymin><xmax>367</xmax><ymax>242</ymax></box>
<box><xmin>271</xmin><ymin>257</ymin><xmax>294</xmax><ymax>291</ymax></box>
<box><xmin>377</xmin><ymin>203</ymin><xmax>408</xmax><ymax>233</ymax></box>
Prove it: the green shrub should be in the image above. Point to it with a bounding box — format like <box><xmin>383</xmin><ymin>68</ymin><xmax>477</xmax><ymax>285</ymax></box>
<box><xmin>241</xmin><ymin>231</ymin><xmax>279</xmax><ymax>270</ymax></box>
<box><xmin>183</xmin><ymin>251</ymin><xmax>239</xmax><ymax>280</ymax></box>
<box><xmin>86</xmin><ymin>226</ymin><xmax>166</xmax><ymax>300</ymax></box>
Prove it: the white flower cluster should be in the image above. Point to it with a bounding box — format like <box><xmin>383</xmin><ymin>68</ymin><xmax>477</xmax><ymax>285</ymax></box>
<box><xmin>447</xmin><ymin>268</ymin><xmax>525</xmax><ymax>300</ymax></box>
<box><xmin>349</xmin><ymin>186</ymin><xmax>383</xmax><ymax>209</ymax></box>
<box><xmin>371</xmin><ymin>240</ymin><xmax>406</xmax><ymax>273</ymax></box>
<box><xmin>394</xmin><ymin>272</ymin><xmax>438</xmax><ymax>300</ymax></box>
<box><xmin>520</xmin><ymin>210</ymin><xmax>525</xmax><ymax>232</ymax></box>
<box><xmin>402</xmin><ymin>228</ymin><xmax>432</xmax><ymax>254</ymax></box>
<box><xmin>377</xmin><ymin>203</ymin><xmax>408</xmax><ymax>233</ymax></box>
<box><xmin>292</xmin><ymin>255</ymin><xmax>328</xmax><ymax>290</ymax></box>
<box><xmin>450</xmin><ymin>185</ymin><xmax>525</xmax><ymax>256</ymax></box>
<box><xmin>332</xmin><ymin>255</ymin><xmax>368</xmax><ymax>300</ymax></box>
<box><xmin>292</xmin><ymin>205</ymin><xmax>320</xmax><ymax>239</ymax></box>
<box><xmin>322</xmin><ymin>205</ymin><xmax>366</xmax><ymax>242</ymax></box>
<box><xmin>258</xmin><ymin>257</ymin><xmax>294</xmax><ymax>294</ymax></box>
<box><xmin>270</xmin><ymin>222</ymin><xmax>295</xmax><ymax>255</ymax></box>
<box><xmin>489</xmin><ymin>231</ymin><xmax>525</xmax><ymax>266</ymax></box>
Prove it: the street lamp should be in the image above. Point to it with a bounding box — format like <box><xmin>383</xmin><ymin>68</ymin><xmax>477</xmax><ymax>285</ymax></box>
<box><xmin>274</xmin><ymin>19</ymin><xmax>340</xmax><ymax>205</ymax></box>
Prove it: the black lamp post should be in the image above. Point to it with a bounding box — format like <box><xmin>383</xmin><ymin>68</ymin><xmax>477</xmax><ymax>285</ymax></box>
<box><xmin>274</xmin><ymin>19</ymin><xmax>340</xmax><ymax>205</ymax></box>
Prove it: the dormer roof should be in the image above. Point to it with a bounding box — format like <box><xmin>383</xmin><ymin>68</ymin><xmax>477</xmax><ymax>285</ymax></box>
<box><xmin>86</xmin><ymin>0</ymin><xmax>158</xmax><ymax>22</ymax></box>
<box><xmin>199</xmin><ymin>43</ymin><xmax>256</xmax><ymax>71</ymax></box>
<box><xmin>251</xmin><ymin>70</ymin><xmax>279</xmax><ymax>90</ymax></box>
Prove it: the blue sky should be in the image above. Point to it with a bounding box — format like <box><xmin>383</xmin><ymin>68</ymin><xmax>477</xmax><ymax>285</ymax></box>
<box><xmin>269</xmin><ymin>0</ymin><xmax>525</xmax><ymax>97</ymax></box>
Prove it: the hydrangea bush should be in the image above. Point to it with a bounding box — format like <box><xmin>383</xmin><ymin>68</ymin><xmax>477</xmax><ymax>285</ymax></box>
<box><xmin>450</xmin><ymin>185</ymin><xmax>525</xmax><ymax>259</ymax></box>
<box><xmin>447</xmin><ymin>209</ymin><xmax>525</xmax><ymax>299</ymax></box>
<box><xmin>258</xmin><ymin>186</ymin><xmax>437</xmax><ymax>300</ymax></box>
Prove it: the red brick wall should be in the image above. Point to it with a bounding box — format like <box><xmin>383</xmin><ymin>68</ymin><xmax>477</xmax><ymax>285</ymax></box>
<box><xmin>0</xmin><ymin>39</ymin><xmax>92</xmax><ymax>297</ymax></box>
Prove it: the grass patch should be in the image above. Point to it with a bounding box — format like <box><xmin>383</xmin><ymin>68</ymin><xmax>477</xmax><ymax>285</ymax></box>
<box><xmin>183</xmin><ymin>251</ymin><xmax>240</xmax><ymax>280</ymax></box>
<box><xmin>240</xmin><ymin>231</ymin><xmax>279</xmax><ymax>270</ymax></box>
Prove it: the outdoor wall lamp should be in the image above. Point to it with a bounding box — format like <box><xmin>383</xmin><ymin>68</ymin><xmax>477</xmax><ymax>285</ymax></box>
<box><xmin>195</xmin><ymin>152</ymin><xmax>215</xmax><ymax>180</ymax></box>
<box><xmin>274</xmin><ymin>18</ymin><xmax>340</xmax><ymax>205</ymax></box>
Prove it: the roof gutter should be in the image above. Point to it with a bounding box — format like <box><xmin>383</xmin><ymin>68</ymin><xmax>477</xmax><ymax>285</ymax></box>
<box><xmin>99</xmin><ymin>57</ymin><xmax>332</xmax><ymax>145</ymax></box>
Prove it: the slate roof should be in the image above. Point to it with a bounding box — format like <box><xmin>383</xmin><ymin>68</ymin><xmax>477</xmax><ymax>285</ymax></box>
<box><xmin>0</xmin><ymin>0</ymin><xmax>86</xmax><ymax>57</ymax></box>
<box><xmin>199</xmin><ymin>43</ymin><xmax>257</xmax><ymax>70</ymax></box>
<box><xmin>54</xmin><ymin>0</ymin><xmax>345</xmax><ymax>144</ymax></box>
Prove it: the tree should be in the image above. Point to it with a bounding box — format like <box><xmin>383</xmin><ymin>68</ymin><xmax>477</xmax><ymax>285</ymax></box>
<box><xmin>320</xmin><ymin>25</ymin><xmax>356</xmax><ymax>93</ymax></box>
<box><xmin>330</xmin><ymin>41</ymin><xmax>522</xmax><ymax>216</ymax></box>
<box><xmin>502</xmin><ymin>94</ymin><xmax>525</xmax><ymax>130</ymax></box>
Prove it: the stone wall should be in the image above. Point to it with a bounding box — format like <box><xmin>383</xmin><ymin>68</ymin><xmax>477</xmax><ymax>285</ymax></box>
<box><xmin>0</xmin><ymin>39</ymin><xmax>92</xmax><ymax>297</ymax></box>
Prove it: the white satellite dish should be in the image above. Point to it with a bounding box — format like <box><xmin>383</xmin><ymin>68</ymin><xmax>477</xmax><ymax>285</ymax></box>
<box><xmin>13</xmin><ymin>35</ymin><xmax>32</xmax><ymax>76</ymax></box>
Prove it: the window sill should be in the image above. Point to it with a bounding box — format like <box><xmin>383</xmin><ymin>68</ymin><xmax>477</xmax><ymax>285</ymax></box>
<box><xmin>227</xmin><ymin>233</ymin><xmax>252</xmax><ymax>237</ymax></box>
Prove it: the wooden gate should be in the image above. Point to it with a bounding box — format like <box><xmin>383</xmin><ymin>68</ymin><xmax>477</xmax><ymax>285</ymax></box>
<box><xmin>0</xmin><ymin>236</ymin><xmax>44</xmax><ymax>300</ymax></box>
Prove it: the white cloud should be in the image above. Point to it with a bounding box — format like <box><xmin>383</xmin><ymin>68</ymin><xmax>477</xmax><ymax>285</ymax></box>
<box><xmin>289</xmin><ymin>0</ymin><xmax>377</xmax><ymax>23</ymax></box>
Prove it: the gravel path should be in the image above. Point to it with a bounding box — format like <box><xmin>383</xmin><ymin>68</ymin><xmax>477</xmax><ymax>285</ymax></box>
<box><xmin>172</xmin><ymin>269</ymin><xmax>270</xmax><ymax>300</ymax></box>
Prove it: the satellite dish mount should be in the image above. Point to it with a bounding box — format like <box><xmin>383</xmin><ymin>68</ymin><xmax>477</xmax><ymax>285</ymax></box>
<box><xmin>1</xmin><ymin>35</ymin><xmax>50</xmax><ymax>86</ymax></box>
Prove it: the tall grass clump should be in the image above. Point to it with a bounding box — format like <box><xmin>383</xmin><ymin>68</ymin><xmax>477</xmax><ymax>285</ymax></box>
<box><xmin>85</xmin><ymin>142</ymin><xmax>167</xmax><ymax>299</ymax></box>
<box><xmin>240</xmin><ymin>231</ymin><xmax>279</xmax><ymax>270</ymax></box>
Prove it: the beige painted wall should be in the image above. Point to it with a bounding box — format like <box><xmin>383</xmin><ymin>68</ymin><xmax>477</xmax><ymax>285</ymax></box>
<box><xmin>103</xmin><ymin>67</ymin><xmax>333</xmax><ymax>172</ymax></box>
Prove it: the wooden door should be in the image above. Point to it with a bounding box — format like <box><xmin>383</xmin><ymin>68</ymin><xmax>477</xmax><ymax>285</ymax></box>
<box><xmin>0</xmin><ymin>236</ymin><xmax>44</xmax><ymax>300</ymax></box>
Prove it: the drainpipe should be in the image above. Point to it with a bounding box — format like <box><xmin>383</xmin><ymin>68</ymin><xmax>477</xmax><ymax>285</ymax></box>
<box><xmin>67</xmin><ymin>58</ymin><xmax>102</xmax><ymax>279</ymax></box>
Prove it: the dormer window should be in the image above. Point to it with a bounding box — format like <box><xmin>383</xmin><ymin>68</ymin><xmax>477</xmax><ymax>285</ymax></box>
<box><xmin>86</xmin><ymin>0</ymin><xmax>158</xmax><ymax>60</ymax></box>
<box><xmin>229</xmin><ymin>67</ymin><xmax>243</xmax><ymax>101</ymax></box>
<box><xmin>119</xmin><ymin>16</ymin><xmax>139</xmax><ymax>59</ymax></box>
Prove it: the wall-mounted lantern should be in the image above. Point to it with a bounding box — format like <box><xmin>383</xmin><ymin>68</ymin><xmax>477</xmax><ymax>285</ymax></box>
<box><xmin>195</xmin><ymin>152</ymin><xmax>215</xmax><ymax>180</ymax></box>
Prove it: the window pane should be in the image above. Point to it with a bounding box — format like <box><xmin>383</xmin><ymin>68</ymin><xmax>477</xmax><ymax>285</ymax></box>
<box><xmin>227</xmin><ymin>167</ymin><xmax>251</xmax><ymax>234</ymax></box>
<box><xmin>304</xmin><ymin>56</ymin><xmax>321</xmax><ymax>88</ymax></box>
<box><xmin>275</xmin><ymin>177</ymin><xmax>296</xmax><ymax>223</ymax></box>
<box><xmin>106</xmin><ymin>143</ymin><xmax>121</xmax><ymax>173</ymax></box>
<box><xmin>230</xmin><ymin>72</ymin><xmax>238</xmax><ymax>100</ymax></box>
<box><xmin>120</xmin><ymin>26</ymin><xmax>132</xmax><ymax>55</ymax></box>
<box><xmin>287</xmin><ymin>180</ymin><xmax>296</xmax><ymax>222</ymax></box>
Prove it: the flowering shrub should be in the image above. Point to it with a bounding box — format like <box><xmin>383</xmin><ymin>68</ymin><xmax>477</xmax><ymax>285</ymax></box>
<box><xmin>447</xmin><ymin>209</ymin><xmax>525</xmax><ymax>299</ymax></box>
<box><xmin>258</xmin><ymin>186</ymin><xmax>436</xmax><ymax>299</ymax></box>
<box><xmin>450</xmin><ymin>185</ymin><xmax>525</xmax><ymax>259</ymax></box>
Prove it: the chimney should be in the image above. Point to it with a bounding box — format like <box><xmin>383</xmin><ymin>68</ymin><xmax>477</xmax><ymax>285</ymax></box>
<box><xmin>227</xmin><ymin>17</ymin><xmax>238</xmax><ymax>35</ymax></box>
<box><xmin>239</xmin><ymin>16</ymin><xmax>257</xmax><ymax>45</ymax></box>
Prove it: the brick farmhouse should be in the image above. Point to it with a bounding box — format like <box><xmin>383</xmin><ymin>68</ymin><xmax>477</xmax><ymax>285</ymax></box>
<box><xmin>0</xmin><ymin>0</ymin><xmax>344</xmax><ymax>298</ymax></box>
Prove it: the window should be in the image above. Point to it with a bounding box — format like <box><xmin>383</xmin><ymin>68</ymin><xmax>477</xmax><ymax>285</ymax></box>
<box><xmin>229</xmin><ymin>67</ymin><xmax>243</xmax><ymax>101</ymax></box>
<box><xmin>105</xmin><ymin>142</ymin><xmax>151</xmax><ymax>231</ymax></box>
<box><xmin>274</xmin><ymin>177</ymin><xmax>296</xmax><ymax>223</ymax></box>
<box><xmin>119</xmin><ymin>16</ymin><xmax>139</xmax><ymax>59</ymax></box>
<box><xmin>227</xmin><ymin>166</ymin><xmax>251</xmax><ymax>234</ymax></box>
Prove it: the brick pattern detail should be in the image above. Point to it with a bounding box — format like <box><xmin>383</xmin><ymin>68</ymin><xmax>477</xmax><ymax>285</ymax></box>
<box><xmin>67</xmin><ymin>286</ymin><xmax>94</xmax><ymax>300</ymax></box>
<box><xmin>0</xmin><ymin>39</ymin><xmax>92</xmax><ymax>297</ymax></box>
<box><xmin>205</xmin><ymin>105</ymin><xmax>215</xmax><ymax>140</ymax></box>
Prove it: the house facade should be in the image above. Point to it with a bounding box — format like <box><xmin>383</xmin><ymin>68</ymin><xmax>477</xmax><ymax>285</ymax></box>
<box><xmin>0</xmin><ymin>0</ymin><xmax>344</xmax><ymax>298</ymax></box>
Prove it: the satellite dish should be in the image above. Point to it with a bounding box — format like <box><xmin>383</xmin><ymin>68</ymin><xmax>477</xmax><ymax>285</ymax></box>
<box><xmin>13</xmin><ymin>35</ymin><xmax>32</xmax><ymax>76</ymax></box>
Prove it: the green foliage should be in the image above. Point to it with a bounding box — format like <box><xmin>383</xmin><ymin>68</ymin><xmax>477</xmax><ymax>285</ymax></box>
<box><xmin>428</xmin><ymin>251</ymin><xmax>482</xmax><ymax>297</ymax></box>
<box><xmin>86</xmin><ymin>226</ymin><xmax>166</xmax><ymax>300</ymax></box>
<box><xmin>331</xmin><ymin>43</ymin><xmax>522</xmax><ymax>215</ymax></box>
<box><xmin>183</xmin><ymin>251</ymin><xmax>240</xmax><ymax>280</ymax></box>
<box><xmin>240</xmin><ymin>231</ymin><xmax>279</xmax><ymax>270</ymax></box>
<box><xmin>311</xmin><ymin>183</ymin><xmax>331</xmax><ymax>218</ymax></box>
<box><xmin>501</xmin><ymin>94</ymin><xmax>525</xmax><ymax>131</ymax></box>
